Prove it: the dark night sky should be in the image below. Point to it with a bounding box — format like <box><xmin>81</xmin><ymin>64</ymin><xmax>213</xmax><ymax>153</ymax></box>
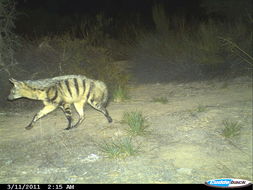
<box><xmin>16</xmin><ymin>0</ymin><xmax>202</xmax><ymax>17</ymax></box>
<box><xmin>14</xmin><ymin>0</ymin><xmax>203</xmax><ymax>36</ymax></box>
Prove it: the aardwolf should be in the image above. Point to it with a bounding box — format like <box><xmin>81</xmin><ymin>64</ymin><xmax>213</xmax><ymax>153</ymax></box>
<box><xmin>8</xmin><ymin>75</ymin><xmax>112</xmax><ymax>130</ymax></box>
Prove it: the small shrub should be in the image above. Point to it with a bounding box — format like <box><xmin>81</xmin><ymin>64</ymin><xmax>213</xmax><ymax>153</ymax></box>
<box><xmin>189</xmin><ymin>104</ymin><xmax>207</xmax><ymax>117</ymax></box>
<box><xmin>100</xmin><ymin>60</ymin><xmax>131</xmax><ymax>97</ymax></box>
<box><xmin>18</xmin><ymin>32</ymin><xmax>131</xmax><ymax>96</ymax></box>
<box><xmin>113</xmin><ymin>86</ymin><xmax>129</xmax><ymax>102</ymax></box>
<box><xmin>221</xmin><ymin>119</ymin><xmax>242</xmax><ymax>138</ymax></box>
<box><xmin>98</xmin><ymin>137</ymin><xmax>139</xmax><ymax>159</ymax></box>
<box><xmin>220</xmin><ymin>37</ymin><xmax>253</xmax><ymax>68</ymax></box>
<box><xmin>122</xmin><ymin>111</ymin><xmax>149</xmax><ymax>136</ymax></box>
<box><xmin>187</xmin><ymin>20</ymin><xmax>229</xmax><ymax>77</ymax></box>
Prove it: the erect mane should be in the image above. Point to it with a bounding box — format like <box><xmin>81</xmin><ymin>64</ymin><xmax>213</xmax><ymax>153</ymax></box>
<box><xmin>23</xmin><ymin>75</ymin><xmax>88</xmax><ymax>89</ymax></box>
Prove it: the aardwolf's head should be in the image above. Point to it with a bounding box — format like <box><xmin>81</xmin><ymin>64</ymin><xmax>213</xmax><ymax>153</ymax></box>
<box><xmin>8</xmin><ymin>78</ymin><xmax>26</xmax><ymax>100</ymax></box>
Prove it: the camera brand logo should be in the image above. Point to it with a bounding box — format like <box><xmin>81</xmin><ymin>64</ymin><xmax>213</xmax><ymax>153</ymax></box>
<box><xmin>205</xmin><ymin>178</ymin><xmax>252</xmax><ymax>188</ymax></box>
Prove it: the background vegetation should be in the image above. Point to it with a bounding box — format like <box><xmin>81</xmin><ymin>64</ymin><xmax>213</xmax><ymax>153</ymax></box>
<box><xmin>0</xmin><ymin>0</ymin><xmax>252</xmax><ymax>108</ymax></box>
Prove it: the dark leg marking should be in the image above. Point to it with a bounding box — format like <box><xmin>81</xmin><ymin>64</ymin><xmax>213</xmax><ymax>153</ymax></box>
<box><xmin>26</xmin><ymin>114</ymin><xmax>38</xmax><ymax>130</ymax></box>
<box><xmin>102</xmin><ymin>107</ymin><xmax>113</xmax><ymax>123</ymax></box>
<box><xmin>66</xmin><ymin>101</ymin><xmax>85</xmax><ymax>130</ymax></box>
<box><xmin>64</xmin><ymin>109</ymin><xmax>72</xmax><ymax>130</ymax></box>
<box><xmin>60</xmin><ymin>104</ymin><xmax>73</xmax><ymax>130</ymax></box>
<box><xmin>90</xmin><ymin>103</ymin><xmax>112</xmax><ymax>123</ymax></box>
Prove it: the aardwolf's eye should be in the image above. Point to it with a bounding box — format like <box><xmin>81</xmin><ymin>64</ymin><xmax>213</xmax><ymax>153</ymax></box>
<box><xmin>11</xmin><ymin>88</ymin><xmax>19</xmax><ymax>95</ymax></box>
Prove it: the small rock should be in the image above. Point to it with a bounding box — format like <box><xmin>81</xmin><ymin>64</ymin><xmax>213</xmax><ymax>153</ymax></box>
<box><xmin>81</xmin><ymin>154</ymin><xmax>100</xmax><ymax>163</ymax></box>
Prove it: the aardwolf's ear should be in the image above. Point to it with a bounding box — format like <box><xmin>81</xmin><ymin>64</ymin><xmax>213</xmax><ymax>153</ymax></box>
<box><xmin>9</xmin><ymin>78</ymin><xmax>18</xmax><ymax>83</ymax></box>
<box><xmin>9</xmin><ymin>78</ymin><xmax>22</xmax><ymax>86</ymax></box>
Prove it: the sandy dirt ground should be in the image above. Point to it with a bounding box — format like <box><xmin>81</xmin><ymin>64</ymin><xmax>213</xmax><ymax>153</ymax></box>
<box><xmin>0</xmin><ymin>76</ymin><xmax>252</xmax><ymax>183</ymax></box>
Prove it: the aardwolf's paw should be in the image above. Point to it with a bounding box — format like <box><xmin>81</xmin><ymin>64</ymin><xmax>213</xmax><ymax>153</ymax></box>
<box><xmin>64</xmin><ymin>125</ymin><xmax>77</xmax><ymax>130</ymax></box>
<box><xmin>107</xmin><ymin>117</ymin><xmax>113</xmax><ymax>123</ymax></box>
<box><xmin>25</xmin><ymin>124</ymin><xmax>33</xmax><ymax>130</ymax></box>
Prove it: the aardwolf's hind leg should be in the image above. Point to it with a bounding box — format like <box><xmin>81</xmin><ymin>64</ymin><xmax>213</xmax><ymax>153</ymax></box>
<box><xmin>89</xmin><ymin>102</ymin><xmax>112</xmax><ymax>123</ymax></box>
<box><xmin>99</xmin><ymin>106</ymin><xmax>113</xmax><ymax>123</ymax></box>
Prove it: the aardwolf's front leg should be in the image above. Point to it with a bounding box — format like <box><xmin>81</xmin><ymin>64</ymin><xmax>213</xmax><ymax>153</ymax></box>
<box><xmin>60</xmin><ymin>103</ymin><xmax>73</xmax><ymax>130</ymax></box>
<box><xmin>65</xmin><ymin>101</ymin><xmax>86</xmax><ymax>130</ymax></box>
<box><xmin>26</xmin><ymin>104</ymin><xmax>57</xmax><ymax>130</ymax></box>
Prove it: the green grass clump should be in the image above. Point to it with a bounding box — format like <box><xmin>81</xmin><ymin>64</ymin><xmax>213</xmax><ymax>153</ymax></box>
<box><xmin>122</xmin><ymin>111</ymin><xmax>149</xmax><ymax>136</ymax></box>
<box><xmin>98</xmin><ymin>137</ymin><xmax>139</xmax><ymax>159</ymax></box>
<box><xmin>152</xmin><ymin>96</ymin><xmax>168</xmax><ymax>104</ymax></box>
<box><xmin>113</xmin><ymin>86</ymin><xmax>129</xmax><ymax>102</ymax></box>
<box><xmin>221</xmin><ymin>119</ymin><xmax>242</xmax><ymax>138</ymax></box>
<box><xmin>190</xmin><ymin>104</ymin><xmax>207</xmax><ymax>117</ymax></box>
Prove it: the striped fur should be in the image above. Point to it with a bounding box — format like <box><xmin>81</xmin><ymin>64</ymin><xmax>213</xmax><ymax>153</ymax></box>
<box><xmin>8</xmin><ymin>75</ymin><xmax>112</xmax><ymax>130</ymax></box>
